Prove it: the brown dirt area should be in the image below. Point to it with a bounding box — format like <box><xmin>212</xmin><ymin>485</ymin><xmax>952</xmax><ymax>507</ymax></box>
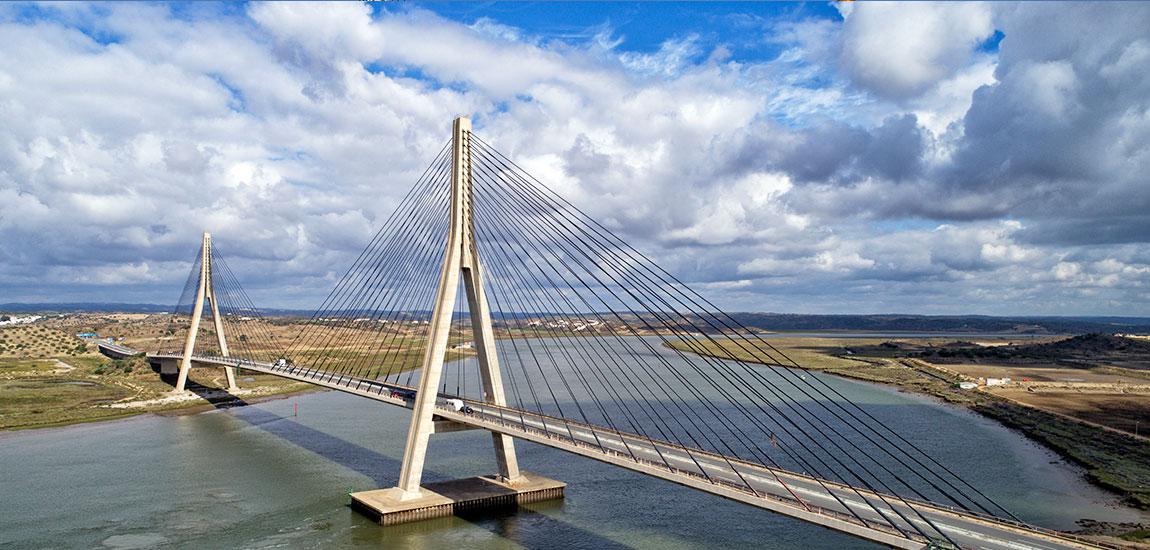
<box><xmin>991</xmin><ymin>389</ymin><xmax>1150</xmax><ymax>437</ymax></box>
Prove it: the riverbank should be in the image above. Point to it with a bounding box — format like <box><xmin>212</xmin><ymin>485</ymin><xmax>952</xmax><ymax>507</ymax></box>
<box><xmin>666</xmin><ymin>337</ymin><xmax>1150</xmax><ymax>515</ymax></box>
<box><xmin>0</xmin><ymin>352</ymin><xmax>319</xmax><ymax>431</ymax></box>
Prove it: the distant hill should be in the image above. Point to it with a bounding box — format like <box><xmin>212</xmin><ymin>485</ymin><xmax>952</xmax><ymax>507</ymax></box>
<box><xmin>1010</xmin><ymin>333</ymin><xmax>1150</xmax><ymax>366</ymax></box>
<box><xmin>2</xmin><ymin>303</ymin><xmax>1149</xmax><ymax>335</ymax></box>
<box><xmin>905</xmin><ymin>333</ymin><xmax>1150</xmax><ymax>370</ymax></box>
<box><xmin>726</xmin><ymin>313</ymin><xmax>1150</xmax><ymax>335</ymax></box>
<box><xmin>0</xmin><ymin>303</ymin><xmax>173</xmax><ymax>314</ymax></box>
<box><xmin>0</xmin><ymin>303</ymin><xmax>314</xmax><ymax>316</ymax></box>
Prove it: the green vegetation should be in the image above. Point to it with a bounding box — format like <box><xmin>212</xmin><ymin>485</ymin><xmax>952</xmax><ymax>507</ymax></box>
<box><xmin>0</xmin><ymin>325</ymin><xmax>88</xmax><ymax>357</ymax></box>
<box><xmin>907</xmin><ymin>333</ymin><xmax>1150</xmax><ymax>370</ymax></box>
<box><xmin>0</xmin><ymin>317</ymin><xmax>318</xmax><ymax>431</ymax></box>
<box><xmin>1121</xmin><ymin>528</ymin><xmax>1150</xmax><ymax>543</ymax></box>
<box><xmin>0</xmin><ymin>378</ymin><xmax>137</xmax><ymax>429</ymax></box>
<box><xmin>93</xmin><ymin>356</ymin><xmax>145</xmax><ymax>375</ymax></box>
<box><xmin>974</xmin><ymin>401</ymin><xmax>1150</xmax><ymax>509</ymax></box>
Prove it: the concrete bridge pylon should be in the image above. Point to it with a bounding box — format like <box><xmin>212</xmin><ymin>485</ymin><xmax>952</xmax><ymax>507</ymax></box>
<box><xmin>174</xmin><ymin>232</ymin><xmax>238</xmax><ymax>393</ymax></box>
<box><xmin>395</xmin><ymin>116</ymin><xmax>524</xmax><ymax>500</ymax></box>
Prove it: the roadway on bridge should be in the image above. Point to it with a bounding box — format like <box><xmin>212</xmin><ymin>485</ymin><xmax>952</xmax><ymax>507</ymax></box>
<box><xmin>152</xmin><ymin>352</ymin><xmax>1101</xmax><ymax>550</ymax></box>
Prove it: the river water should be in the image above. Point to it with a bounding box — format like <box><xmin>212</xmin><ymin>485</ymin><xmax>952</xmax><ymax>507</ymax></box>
<box><xmin>1</xmin><ymin>334</ymin><xmax>1146</xmax><ymax>549</ymax></box>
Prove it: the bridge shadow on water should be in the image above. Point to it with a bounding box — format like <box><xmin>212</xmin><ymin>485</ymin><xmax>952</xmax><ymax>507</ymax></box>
<box><xmin>177</xmin><ymin>379</ymin><xmax>632</xmax><ymax>550</ymax></box>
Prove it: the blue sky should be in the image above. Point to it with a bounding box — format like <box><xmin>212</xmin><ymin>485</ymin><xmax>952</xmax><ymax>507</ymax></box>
<box><xmin>407</xmin><ymin>2</ymin><xmax>837</xmax><ymax>58</ymax></box>
<box><xmin>0</xmin><ymin>2</ymin><xmax>1148</xmax><ymax>315</ymax></box>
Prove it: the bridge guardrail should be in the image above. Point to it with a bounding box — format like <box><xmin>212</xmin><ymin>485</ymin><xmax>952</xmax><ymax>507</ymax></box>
<box><xmin>446</xmin><ymin>400</ymin><xmax>915</xmax><ymax>541</ymax></box>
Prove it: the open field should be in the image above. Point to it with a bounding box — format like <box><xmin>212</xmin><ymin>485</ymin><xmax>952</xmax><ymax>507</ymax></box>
<box><xmin>991</xmin><ymin>389</ymin><xmax>1150</xmax><ymax>437</ymax></box>
<box><xmin>0</xmin><ymin>315</ymin><xmax>323</xmax><ymax>430</ymax></box>
<box><xmin>0</xmin><ymin>325</ymin><xmax>89</xmax><ymax>357</ymax></box>
<box><xmin>0</xmin><ymin>351</ymin><xmax>315</xmax><ymax>431</ymax></box>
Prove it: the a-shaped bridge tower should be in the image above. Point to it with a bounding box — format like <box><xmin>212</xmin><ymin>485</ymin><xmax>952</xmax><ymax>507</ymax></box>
<box><xmin>175</xmin><ymin>232</ymin><xmax>237</xmax><ymax>393</ymax></box>
<box><xmin>396</xmin><ymin>117</ymin><xmax>525</xmax><ymax>496</ymax></box>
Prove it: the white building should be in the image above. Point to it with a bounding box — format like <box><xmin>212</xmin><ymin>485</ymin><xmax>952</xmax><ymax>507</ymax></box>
<box><xmin>0</xmin><ymin>315</ymin><xmax>42</xmax><ymax>326</ymax></box>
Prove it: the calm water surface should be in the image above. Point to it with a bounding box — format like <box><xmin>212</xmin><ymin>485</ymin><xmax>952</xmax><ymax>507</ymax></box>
<box><xmin>1</xmin><ymin>336</ymin><xmax>1146</xmax><ymax>549</ymax></box>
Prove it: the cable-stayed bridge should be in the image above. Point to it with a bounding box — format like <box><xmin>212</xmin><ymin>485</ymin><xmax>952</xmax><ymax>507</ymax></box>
<box><xmin>147</xmin><ymin>118</ymin><xmax>1108</xmax><ymax>550</ymax></box>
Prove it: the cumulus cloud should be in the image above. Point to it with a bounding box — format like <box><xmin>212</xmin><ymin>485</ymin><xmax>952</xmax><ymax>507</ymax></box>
<box><xmin>838</xmin><ymin>2</ymin><xmax>995</xmax><ymax>100</ymax></box>
<box><xmin>0</xmin><ymin>2</ymin><xmax>1147</xmax><ymax>315</ymax></box>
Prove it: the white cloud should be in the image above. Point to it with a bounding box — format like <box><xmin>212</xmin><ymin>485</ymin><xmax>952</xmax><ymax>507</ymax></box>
<box><xmin>839</xmin><ymin>2</ymin><xmax>994</xmax><ymax>100</ymax></box>
<box><xmin>0</xmin><ymin>3</ymin><xmax>1147</xmax><ymax>316</ymax></box>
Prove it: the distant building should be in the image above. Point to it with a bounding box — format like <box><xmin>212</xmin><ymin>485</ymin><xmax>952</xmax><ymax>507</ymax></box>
<box><xmin>0</xmin><ymin>315</ymin><xmax>43</xmax><ymax>327</ymax></box>
<box><xmin>76</xmin><ymin>332</ymin><xmax>99</xmax><ymax>338</ymax></box>
<box><xmin>958</xmin><ymin>382</ymin><xmax>978</xmax><ymax>390</ymax></box>
<box><xmin>985</xmin><ymin>377</ymin><xmax>1011</xmax><ymax>387</ymax></box>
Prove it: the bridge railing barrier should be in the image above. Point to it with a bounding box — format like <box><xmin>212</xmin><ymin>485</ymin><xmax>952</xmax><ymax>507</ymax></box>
<box><xmin>458</xmin><ymin>399</ymin><xmax>912</xmax><ymax>540</ymax></box>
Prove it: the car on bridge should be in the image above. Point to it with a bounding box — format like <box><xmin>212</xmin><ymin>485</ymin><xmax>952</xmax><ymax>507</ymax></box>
<box><xmin>442</xmin><ymin>398</ymin><xmax>474</xmax><ymax>414</ymax></box>
<box><xmin>390</xmin><ymin>389</ymin><xmax>416</xmax><ymax>400</ymax></box>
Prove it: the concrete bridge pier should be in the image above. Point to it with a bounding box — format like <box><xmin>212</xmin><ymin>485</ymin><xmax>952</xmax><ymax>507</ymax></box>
<box><xmin>350</xmin><ymin>473</ymin><xmax>565</xmax><ymax>526</ymax></box>
<box><xmin>350</xmin><ymin>116</ymin><xmax>564</xmax><ymax>526</ymax></box>
<box><xmin>151</xmin><ymin>356</ymin><xmax>180</xmax><ymax>376</ymax></box>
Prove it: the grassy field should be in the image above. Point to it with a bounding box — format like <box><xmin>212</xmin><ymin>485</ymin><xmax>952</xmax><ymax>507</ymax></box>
<box><xmin>0</xmin><ymin>316</ymin><xmax>323</xmax><ymax>431</ymax></box>
<box><xmin>0</xmin><ymin>350</ymin><xmax>318</xmax><ymax>431</ymax></box>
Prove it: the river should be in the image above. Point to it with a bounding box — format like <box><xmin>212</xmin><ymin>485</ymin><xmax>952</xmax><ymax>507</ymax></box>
<box><xmin>1</xmin><ymin>334</ymin><xmax>1146</xmax><ymax>549</ymax></box>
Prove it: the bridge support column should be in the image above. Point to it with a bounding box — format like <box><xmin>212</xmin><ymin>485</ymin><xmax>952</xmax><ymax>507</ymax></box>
<box><xmin>175</xmin><ymin>232</ymin><xmax>238</xmax><ymax>393</ymax></box>
<box><xmin>463</xmin><ymin>262</ymin><xmax>522</xmax><ymax>483</ymax></box>
<box><xmin>395</xmin><ymin>116</ymin><xmax>527</xmax><ymax>501</ymax></box>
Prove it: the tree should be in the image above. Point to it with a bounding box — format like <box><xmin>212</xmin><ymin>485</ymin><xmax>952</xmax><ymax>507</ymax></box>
<box><xmin>0</xmin><ymin>315</ymin><xmax>9</xmax><ymax>322</ymax></box>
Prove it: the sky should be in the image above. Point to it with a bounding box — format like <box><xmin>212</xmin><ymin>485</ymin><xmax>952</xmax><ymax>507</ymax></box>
<box><xmin>1</xmin><ymin>1</ymin><xmax>1148</xmax><ymax>315</ymax></box>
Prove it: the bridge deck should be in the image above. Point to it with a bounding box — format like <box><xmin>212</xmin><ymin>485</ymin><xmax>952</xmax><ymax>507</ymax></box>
<box><xmin>151</xmin><ymin>352</ymin><xmax>1106</xmax><ymax>550</ymax></box>
<box><xmin>97</xmin><ymin>342</ymin><xmax>142</xmax><ymax>360</ymax></box>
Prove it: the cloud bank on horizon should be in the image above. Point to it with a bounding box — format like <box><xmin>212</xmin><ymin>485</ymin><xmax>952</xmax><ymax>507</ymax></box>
<box><xmin>0</xmin><ymin>2</ymin><xmax>1147</xmax><ymax>315</ymax></box>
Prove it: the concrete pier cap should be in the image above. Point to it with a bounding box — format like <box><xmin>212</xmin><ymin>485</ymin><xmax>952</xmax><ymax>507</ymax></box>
<box><xmin>350</xmin><ymin>472</ymin><xmax>565</xmax><ymax>526</ymax></box>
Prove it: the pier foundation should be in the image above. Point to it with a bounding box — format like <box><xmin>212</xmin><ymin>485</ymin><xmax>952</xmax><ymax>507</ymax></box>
<box><xmin>349</xmin><ymin>472</ymin><xmax>565</xmax><ymax>526</ymax></box>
